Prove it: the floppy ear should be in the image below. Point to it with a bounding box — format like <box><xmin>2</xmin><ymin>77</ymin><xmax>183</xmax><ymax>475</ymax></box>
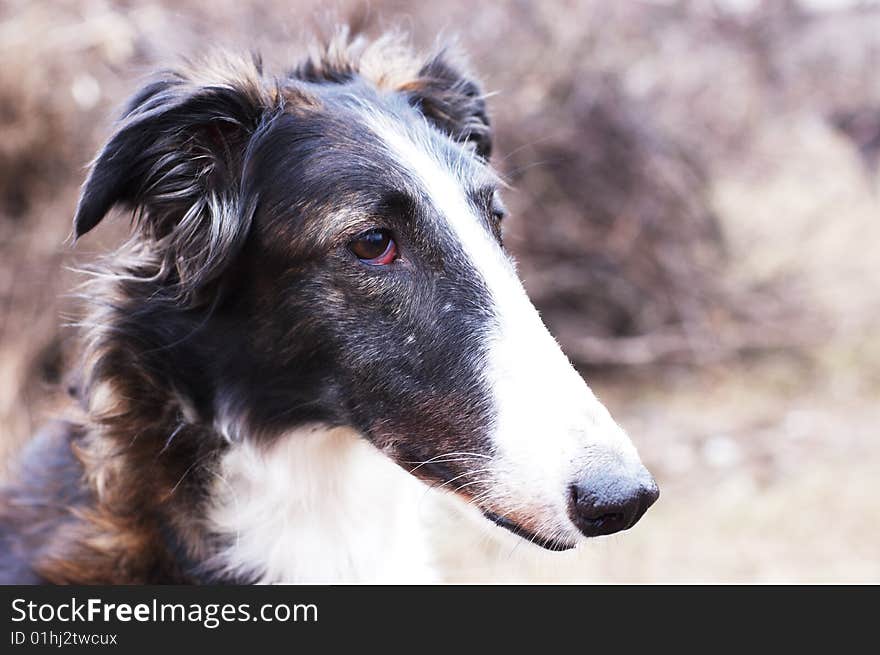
<box><xmin>401</xmin><ymin>51</ymin><xmax>492</xmax><ymax>160</ymax></box>
<box><xmin>74</xmin><ymin>56</ymin><xmax>276</xmax><ymax>299</ymax></box>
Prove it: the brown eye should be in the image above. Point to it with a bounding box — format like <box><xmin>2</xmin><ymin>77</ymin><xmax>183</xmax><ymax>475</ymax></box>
<box><xmin>490</xmin><ymin>195</ymin><xmax>506</xmax><ymax>225</ymax></box>
<box><xmin>349</xmin><ymin>228</ymin><xmax>398</xmax><ymax>265</ymax></box>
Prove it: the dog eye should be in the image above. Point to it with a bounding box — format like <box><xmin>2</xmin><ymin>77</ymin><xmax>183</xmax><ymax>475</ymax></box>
<box><xmin>490</xmin><ymin>197</ymin><xmax>506</xmax><ymax>225</ymax></box>
<box><xmin>349</xmin><ymin>228</ymin><xmax>398</xmax><ymax>265</ymax></box>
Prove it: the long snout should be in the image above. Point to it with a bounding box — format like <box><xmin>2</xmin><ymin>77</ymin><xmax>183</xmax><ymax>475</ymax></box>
<box><xmin>477</xmin><ymin>244</ymin><xmax>659</xmax><ymax>545</ymax></box>
<box><xmin>416</xmin><ymin>149</ymin><xmax>660</xmax><ymax>546</ymax></box>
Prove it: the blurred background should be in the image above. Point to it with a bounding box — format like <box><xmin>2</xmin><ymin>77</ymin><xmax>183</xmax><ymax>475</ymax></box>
<box><xmin>0</xmin><ymin>0</ymin><xmax>878</xmax><ymax>582</ymax></box>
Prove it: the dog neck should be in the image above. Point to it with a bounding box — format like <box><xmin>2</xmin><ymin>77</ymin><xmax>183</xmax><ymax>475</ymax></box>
<box><xmin>203</xmin><ymin>425</ymin><xmax>440</xmax><ymax>583</ymax></box>
<box><xmin>56</xmin><ymin>253</ymin><xmax>446</xmax><ymax>583</ymax></box>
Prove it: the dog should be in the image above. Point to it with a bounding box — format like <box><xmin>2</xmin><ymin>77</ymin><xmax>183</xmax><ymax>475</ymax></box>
<box><xmin>0</xmin><ymin>31</ymin><xmax>658</xmax><ymax>584</ymax></box>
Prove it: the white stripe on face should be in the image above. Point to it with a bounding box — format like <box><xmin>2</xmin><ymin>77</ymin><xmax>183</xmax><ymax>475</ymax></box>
<box><xmin>363</xmin><ymin>109</ymin><xmax>649</xmax><ymax>543</ymax></box>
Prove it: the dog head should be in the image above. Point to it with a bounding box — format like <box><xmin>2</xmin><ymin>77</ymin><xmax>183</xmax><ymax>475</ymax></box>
<box><xmin>74</xmin><ymin>35</ymin><xmax>657</xmax><ymax>550</ymax></box>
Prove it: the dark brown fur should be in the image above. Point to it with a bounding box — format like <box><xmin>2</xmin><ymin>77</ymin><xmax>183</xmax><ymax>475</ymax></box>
<box><xmin>0</xmin><ymin>31</ymin><xmax>495</xmax><ymax>584</ymax></box>
<box><xmin>1</xmin><ymin>265</ymin><xmax>228</xmax><ymax>583</ymax></box>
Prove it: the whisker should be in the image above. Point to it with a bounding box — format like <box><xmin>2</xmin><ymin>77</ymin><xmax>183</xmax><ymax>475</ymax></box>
<box><xmin>428</xmin><ymin>468</ymin><xmax>494</xmax><ymax>493</ymax></box>
<box><xmin>406</xmin><ymin>451</ymin><xmax>491</xmax><ymax>474</ymax></box>
<box><xmin>451</xmin><ymin>478</ymin><xmax>488</xmax><ymax>494</ymax></box>
<box><xmin>160</xmin><ymin>422</ymin><xmax>186</xmax><ymax>454</ymax></box>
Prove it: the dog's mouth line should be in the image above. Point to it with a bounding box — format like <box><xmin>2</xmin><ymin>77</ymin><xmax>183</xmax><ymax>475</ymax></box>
<box><xmin>403</xmin><ymin>459</ymin><xmax>577</xmax><ymax>552</ymax></box>
<box><xmin>482</xmin><ymin>511</ymin><xmax>577</xmax><ymax>552</ymax></box>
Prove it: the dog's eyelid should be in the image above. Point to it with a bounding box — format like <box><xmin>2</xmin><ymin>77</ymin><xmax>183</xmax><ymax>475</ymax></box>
<box><xmin>486</xmin><ymin>190</ymin><xmax>507</xmax><ymax>222</ymax></box>
<box><xmin>492</xmin><ymin>197</ymin><xmax>507</xmax><ymax>219</ymax></box>
<box><xmin>331</xmin><ymin>218</ymin><xmax>392</xmax><ymax>248</ymax></box>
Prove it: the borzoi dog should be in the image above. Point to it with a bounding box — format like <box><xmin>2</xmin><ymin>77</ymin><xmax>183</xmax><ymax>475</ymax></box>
<box><xmin>0</xmin><ymin>32</ymin><xmax>658</xmax><ymax>583</ymax></box>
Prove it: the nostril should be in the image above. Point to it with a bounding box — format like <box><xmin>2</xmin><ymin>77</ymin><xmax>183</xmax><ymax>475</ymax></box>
<box><xmin>570</xmin><ymin>487</ymin><xmax>623</xmax><ymax>527</ymax></box>
<box><xmin>568</xmin><ymin>484</ymin><xmax>579</xmax><ymax>509</ymax></box>
<box><xmin>643</xmin><ymin>482</ymin><xmax>660</xmax><ymax>508</ymax></box>
<box><xmin>583</xmin><ymin>511</ymin><xmax>624</xmax><ymax>531</ymax></box>
<box><xmin>568</xmin><ymin>476</ymin><xmax>659</xmax><ymax>538</ymax></box>
<box><xmin>596</xmin><ymin>512</ymin><xmax>623</xmax><ymax>523</ymax></box>
<box><xmin>629</xmin><ymin>484</ymin><xmax>660</xmax><ymax>527</ymax></box>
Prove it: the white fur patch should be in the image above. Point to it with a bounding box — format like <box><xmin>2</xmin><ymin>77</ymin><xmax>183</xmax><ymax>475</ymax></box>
<box><xmin>206</xmin><ymin>425</ymin><xmax>440</xmax><ymax>583</ymax></box>
<box><xmin>364</xmin><ymin>110</ymin><xmax>649</xmax><ymax>543</ymax></box>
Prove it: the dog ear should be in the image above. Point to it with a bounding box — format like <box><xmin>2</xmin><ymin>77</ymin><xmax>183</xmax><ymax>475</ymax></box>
<box><xmin>74</xmin><ymin>56</ymin><xmax>277</xmax><ymax>299</ymax></box>
<box><xmin>401</xmin><ymin>51</ymin><xmax>492</xmax><ymax>160</ymax></box>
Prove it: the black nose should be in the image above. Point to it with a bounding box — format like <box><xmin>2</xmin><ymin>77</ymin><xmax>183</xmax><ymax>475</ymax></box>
<box><xmin>568</xmin><ymin>474</ymin><xmax>659</xmax><ymax>538</ymax></box>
